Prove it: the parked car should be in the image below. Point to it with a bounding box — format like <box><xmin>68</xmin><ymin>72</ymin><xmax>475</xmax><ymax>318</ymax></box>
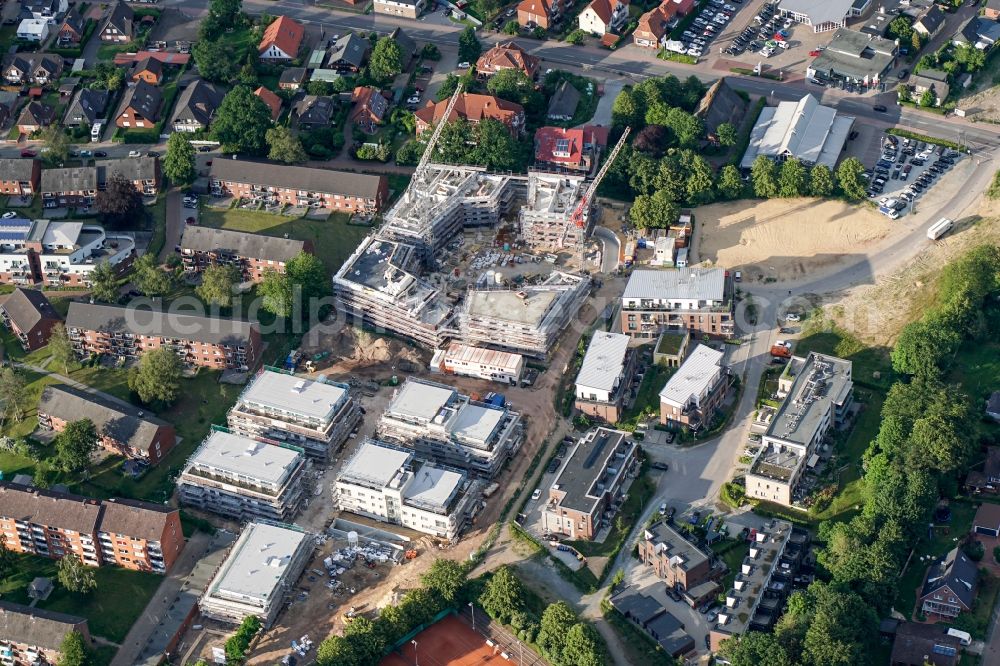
<box><xmin>19</xmin><ymin>149</ymin><xmax>36</xmax><ymax>157</ymax></box>
<box><xmin>650</xmin><ymin>462</ymin><xmax>670</xmax><ymax>471</ymax></box>
<box><xmin>94</xmin><ymin>150</ymin><xmax>108</xmax><ymax>157</ymax></box>
<box><xmin>872</xmin><ymin>104</ymin><xmax>888</xmax><ymax>112</ymax></box>
<box><xmin>531</xmin><ymin>489</ymin><xmax>541</xmax><ymax>501</ymax></box>
<box><xmin>666</xmin><ymin>586</ymin><xmax>682</xmax><ymax>602</ymax></box>
<box><xmin>1</xmin><ymin>212</ymin><xmax>17</xmax><ymax>219</ymax></box>
<box><xmin>785</xmin><ymin>313</ymin><xmax>801</xmax><ymax>322</ymax></box>
<box><xmin>128</xmin><ymin>150</ymin><xmax>141</xmax><ymax>158</ymax></box>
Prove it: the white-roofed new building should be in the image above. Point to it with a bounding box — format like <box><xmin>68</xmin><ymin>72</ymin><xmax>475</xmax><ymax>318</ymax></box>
<box><xmin>740</xmin><ymin>95</ymin><xmax>855</xmax><ymax>170</ymax></box>
<box><xmin>177</xmin><ymin>430</ymin><xmax>307</xmax><ymax>522</ymax></box>
<box><xmin>334</xmin><ymin>440</ymin><xmax>481</xmax><ymax>541</ymax></box>
<box><xmin>659</xmin><ymin>344</ymin><xmax>731</xmax><ymax>431</ymax></box>
<box><xmin>575</xmin><ymin>331</ymin><xmax>637</xmax><ymax>423</ymax></box>
<box><xmin>376</xmin><ymin>377</ymin><xmax>523</xmax><ymax>478</ymax></box>
<box><xmin>227</xmin><ymin>369</ymin><xmax>362</xmax><ymax>461</ymax></box>
<box><xmin>431</xmin><ymin>342</ymin><xmax>526</xmax><ymax>386</ymax></box>
<box><xmin>199</xmin><ymin>521</ymin><xmax>313</xmax><ymax>628</ymax></box>
<box><xmin>620</xmin><ymin>268</ymin><xmax>733</xmax><ymax>340</ymax></box>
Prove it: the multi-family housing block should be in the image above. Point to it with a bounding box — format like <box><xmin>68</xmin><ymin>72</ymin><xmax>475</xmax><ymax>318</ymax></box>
<box><xmin>377</xmin><ymin>377</ymin><xmax>523</xmax><ymax>478</ymax></box>
<box><xmin>574</xmin><ymin>331</ymin><xmax>636</xmax><ymax>423</ymax></box>
<box><xmin>745</xmin><ymin>353</ymin><xmax>853</xmax><ymax>507</ymax></box>
<box><xmin>518</xmin><ymin>172</ymin><xmax>590</xmax><ymax>249</ymax></box>
<box><xmin>38</xmin><ymin>384</ymin><xmax>176</xmax><ymax>464</ymax></box>
<box><xmin>0</xmin><ymin>219</ymin><xmax>135</xmax><ymax>287</ymax></box>
<box><xmin>620</xmin><ymin>268</ymin><xmax>734</xmax><ymax>339</ymax></box>
<box><xmin>0</xmin><ymin>482</ymin><xmax>184</xmax><ymax>573</ymax></box>
<box><xmin>639</xmin><ymin>520</ymin><xmax>723</xmax><ymax>607</ymax></box>
<box><xmin>0</xmin><ymin>159</ymin><xmax>40</xmax><ymax>196</ymax></box>
<box><xmin>66</xmin><ymin>302</ymin><xmax>262</xmax><ymax>371</ymax></box>
<box><xmin>0</xmin><ymin>602</ymin><xmax>91</xmax><ymax>666</ymax></box>
<box><xmin>227</xmin><ymin>369</ymin><xmax>362</xmax><ymax>461</ymax></box>
<box><xmin>658</xmin><ymin>344</ymin><xmax>730</xmax><ymax>431</ymax></box>
<box><xmin>543</xmin><ymin>427</ymin><xmax>638</xmax><ymax>540</ymax></box>
<box><xmin>0</xmin><ymin>287</ymin><xmax>61</xmax><ymax>351</ymax></box>
<box><xmin>430</xmin><ymin>342</ymin><xmax>525</xmax><ymax>386</ymax></box>
<box><xmin>334</xmin><ymin>440</ymin><xmax>481</xmax><ymax>542</ymax></box>
<box><xmin>209</xmin><ymin>159</ymin><xmax>388</xmax><ymax>214</ymax></box>
<box><xmin>41</xmin><ymin>157</ymin><xmax>160</xmax><ymax>207</ymax></box>
<box><xmin>180</xmin><ymin>226</ymin><xmax>310</xmax><ymax>282</ymax></box>
<box><xmin>177</xmin><ymin>430</ymin><xmax>308</xmax><ymax>522</ymax></box>
<box><xmin>199</xmin><ymin>521</ymin><xmax>312</xmax><ymax>628</ymax></box>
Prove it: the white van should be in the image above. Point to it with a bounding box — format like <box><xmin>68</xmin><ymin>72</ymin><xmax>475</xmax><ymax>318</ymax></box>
<box><xmin>927</xmin><ymin>217</ymin><xmax>954</xmax><ymax>240</ymax></box>
<box><xmin>90</xmin><ymin>122</ymin><xmax>102</xmax><ymax>142</ymax></box>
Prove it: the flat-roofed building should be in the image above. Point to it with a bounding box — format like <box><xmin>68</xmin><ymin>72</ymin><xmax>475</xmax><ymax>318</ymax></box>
<box><xmin>519</xmin><ymin>172</ymin><xmax>591</xmax><ymax>250</ymax></box>
<box><xmin>575</xmin><ymin>331</ymin><xmax>636</xmax><ymax>424</ymax></box>
<box><xmin>0</xmin><ymin>220</ymin><xmax>135</xmax><ymax>288</ymax></box>
<box><xmin>807</xmin><ymin>29</ymin><xmax>897</xmax><ymax>85</ymax></box>
<box><xmin>227</xmin><ymin>369</ymin><xmax>361</xmax><ymax>461</ymax></box>
<box><xmin>658</xmin><ymin>344</ymin><xmax>730</xmax><ymax>431</ymax></box>
<box><xmin>38</xmin><ymin>384</ymin><xmax>176</xmax><ymax>464</ymax></box>
<box><xmin>377</xmin><ymin>377</ymin><xmax>523</xmax><ymax>478</ymax></box>
<box><xmin>199</xmin><ymin>521</ymin><xmax>312</xmax><ymax>628</ymax></box>
<box><xmin>778</xmin><ymin>0</ymin><xmax>862</xmax><ymax>32</ymax></box>
<box><xmin>177</xmin><ymin>430</ymin><xmax>308</xmax><ymax>522</ymax></box>
<box><xmin>0</xmin><ymin>602</ymin><xmax>91</xmax><ymax>666</ymax></box>
<box><xmin>431</xmin><ymin>342</ymin><xmax>525</xmax><ymax>386</ymax></box>
<box><xmin>621</xmin><ymin>268</ymin><xmax>733</xmax><ymax>339</ymax></box>
<box><xmin>180</xmin><ymin>226</ymin><xmax>311</xmax><ymax>283</ymax></box>
<box><xmin>745</xmin><ymin>353</ymin><xmax>853</xmax><ymax>507</ymax></box>
<box><xmin>543</xmin><ymin>427</ymin><xmax>638</xmax><ymax>540</ymax></box>
<box><xmin>334</xmin><ymin>440</ymin><xmax>481</xmax><ymax>542</ymax></box>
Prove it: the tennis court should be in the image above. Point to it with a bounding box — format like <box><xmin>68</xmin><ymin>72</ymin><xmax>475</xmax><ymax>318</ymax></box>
<box><xmin>381</xmin><ymin>614</ymin><xmax>503</xmax><ymax>666</ymax></box>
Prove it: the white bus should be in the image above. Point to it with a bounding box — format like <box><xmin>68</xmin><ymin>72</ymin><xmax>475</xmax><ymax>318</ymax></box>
<box><xmin>927</xmin><ymin>217</ymin><xmax>954</xmax><ymax>240</ymax></box>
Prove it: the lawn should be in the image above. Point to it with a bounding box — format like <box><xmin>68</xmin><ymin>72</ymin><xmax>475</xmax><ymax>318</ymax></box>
<box><xmin>712</xmin><ymin>538</ymin><xmax>750</xmax><ymax>600</ymax></box>
<box><xmin>0</xmin><ymin>553</ymin><xmax>162</xmax><ymax>643</ymax></box>
<box><xmin>198</xmin><ymin>207</ymin><xmax>371</xmax><ymax>275</ymax></box>
<box><xmin>567</xmin><ymin>472</ymin><xmax>655</xmax><ymax>560</ymax></box>
<box><xmin>96</xmin><ymin>41</ymin><xmax>136</xmax><ymax>61</ymax></box>
<box><xmin>949</xmin><ymin>337</ymin><xmax>1000</xmax><ymax>407</ymax></box>
<box><xmin>620</xmin><ymin>364</ymin><xmax>674</xmax><ymax>428</ymax></box>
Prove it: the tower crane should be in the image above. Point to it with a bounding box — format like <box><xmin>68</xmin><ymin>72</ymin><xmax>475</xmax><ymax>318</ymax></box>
<box><xmin>413</xmin><ymin>81</ymin><xmax>464</xmax><ymax>182</ymax></box>
<box><xmin>570</xmin><ymin>126</ymin><xmax>631</xmax><ymax>229</ymax></box>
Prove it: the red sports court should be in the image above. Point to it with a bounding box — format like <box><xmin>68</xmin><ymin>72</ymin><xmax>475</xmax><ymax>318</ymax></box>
<box><xmin>381</xmin><ymin>614</ymin><xmax>502</xmax><ymax>666</ymax></box>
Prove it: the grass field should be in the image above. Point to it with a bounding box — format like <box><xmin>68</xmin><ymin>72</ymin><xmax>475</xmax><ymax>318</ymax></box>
<box><xmin>198</xmin><ymin>207</ymin><xmax>372</xmax><ymax>275</ymax></box>
<box><xmin>0</xmin><ymin>554</ymin><xmax>162</xmax><ymax>643</ymax></box>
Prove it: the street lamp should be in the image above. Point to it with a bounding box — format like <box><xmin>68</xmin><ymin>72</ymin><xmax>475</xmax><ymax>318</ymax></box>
<box><xmin>412</xmin><ymin>640</ymin><xmax>419</xmax><ymax>666</ymax></box>
<box><xmin>469</xmin><ymin>602</ymin><xmax>475</xmax><ymax>631</ymax></box>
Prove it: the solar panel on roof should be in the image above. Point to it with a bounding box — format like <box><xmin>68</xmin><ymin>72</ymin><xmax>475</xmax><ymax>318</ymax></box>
<box><xmin>583</xmin><ymin>433</ymin><xmax>609</xmax><ymax>470</ymax></box>
<box><xmin>933</xmin><ymin>645</ymin><xmax>957</xmax><ymax>657</ymax></box>
<box><xmin>555</xmin><ymin>138</ymin><xmax>570</xmax><ymax>153</ymax></box>
<box><xmin>0</xmin><ymin>219</ymin><xmax>30</xmax><ymax>228</ymax></box>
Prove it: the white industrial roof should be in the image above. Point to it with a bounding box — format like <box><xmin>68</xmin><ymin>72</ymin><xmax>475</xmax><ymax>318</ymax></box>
<box><xmin>207</xmin><ymin>521</ymin><xmax>309</xmax><ymax>602</ymax></box>
<box><xmin>741</xmin><ymin>95</ymin><xmax>853</xmax><ymax>169</ymax></box>
<box><xmin>389</xmin><ymin>380</ymin><xmax>455</xmax><ymax>422</ymax></box>
<box><xmin>41</xmin><ymin>221</ymin><xmax>83</xmax><ymax>247</ymax></box>
<box><xmin>188</xmin><ymin>431</ymin><xmax>302</xmax><ymax>485</ymax></box>
<box><xmin>659</xmin><ymin>345</ymin><xmax>725</xmax><ymax>406</ymax></box>
<box><xmin>779</xmin><ymin>0</ymin><xmax>854</xmax><ymax>26</ymax></box>
<box><xmin>465</xmin><ymin>289</ymin><xmax>559</xmax><ymax>326</ymax></box>
<box><xmin>576</xmin><ymin>331</ymin><xmax>630</xmax><ymax>393</ymax></box>
<box><xmin>623</xmin><ymin>268</ymin><xmax>726</xmax><ymax>301</ymax></box>
<box><xmin>445</xmin><ymin>343</ymin><xmax>524</xmax><ymax>373</ymax></box>
<box><xmin>340</xmin><ymin>440</ymin><xmax>411</xmax><ymax>487</ymax></box>
<box><xmin>239</xmin><ymin>370</ymin><xmax>347</xmax><ymax>421</ymax></box>
<box><xmin>403</xmin><ymin>465</ymin><xmax>464</xmax><ymax>509</ymax></box>
<box><xmin>450</xmin><ymin>404</ymin><xmax>504</xmax><ymax>444</ymax></box>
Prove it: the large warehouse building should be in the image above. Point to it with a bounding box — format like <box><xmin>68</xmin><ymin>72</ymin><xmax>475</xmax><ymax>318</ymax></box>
<box><xmin>740</xmin><ymin>94</ymin><xmax>854</xmax><ymax>170</ymax></box>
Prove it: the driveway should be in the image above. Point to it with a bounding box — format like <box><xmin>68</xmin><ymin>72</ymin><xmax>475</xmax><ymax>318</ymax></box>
<box><xmin>590</xmin><ymin>79</ymin><xmax>624</xmax><ymax>127</ymax></box>
<box><xmin>159</xmin><ymin>189</ymin><xmax>187</xmax><ymax>262</ymax></box>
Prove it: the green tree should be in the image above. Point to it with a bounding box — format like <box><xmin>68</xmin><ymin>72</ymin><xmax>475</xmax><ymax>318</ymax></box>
<box><xmin>897</xmin><ymin>83</ymin><xmax>911</xmax><ymax>104</ymax></box>
<box><xmin>628</xmin><ymin>151</ymin><xmax>660</xmax><ymax>196</ymax></box>
<box><xmin>566</xmin><ymin>28</ymin><xmax>586</xmax><ymax>44</ymax></box>
<box><xmin>259</xmin><ymin>268</ymin><xmax>293</xmax><ymax>318</ymax></box>
<box><xmin>287</xmin><ymin>251</ymin><xmax>330</xmax><ymax>302</ymax></box>
<box><xmin>201</xmin><ymin>0</ymin><xmax>242</xmax><ymax>39</ymax></box>
<box><xmin>561</xmin><ymin>623</ymin><xmax>604</xmax><ymax>666</ymax></box>
<box><xmin>809</xmin><ymin>164</ymin><xmax>835</xmax><ymax>197</ymax></box>
<box><xmin>89</xmin><ymin>262</ymin><xmax>120</xmax><ymax>302</ymax></box>
<box><xmin>213</xmin><ymin>85</ymin><xmax>272</xmax><ymax>155</ymax></box>
<box><xmin>0</xmin><ymin>535</ymin><xmax>15</xmax><ymax>583</ymax></box>
<box><xmin>716</xmin><ymin>122</ymin><xmax>738</xmax><ymax>147</ymax></box>
<box><xmin>681</xmin><ymin>151</ymin><xmax>715</xmax><ymax>204</ymax></box>
<box><xmin>890</xmin><ymin>319</ymin><xmax>959</xmax><ymax>376</ymax></box>
<box><xmin>95</xmin><ymin>172</ymin><xmax>144</xmax><ymax>229</ymax></box>
<box><xmin>316</xmin><ymin>636</ymin><xmax>361</xmax><ymax>666</ymax></box>
<box><xmin>48</xmin><ymin>323</ymin><xmax>75</xmax><ymax>374</ymax></box>
<box><xmin>630</xmin><ymin>190</ymin><xmax>680</xmax><ymax>229</ymax></box>
<box><xmin>224</xmin><ymin>614</ymin><xmax>260</xmax><ymax>665</ymax></box>
<box><xmin>719</xmin><ymin>632</ymin><xmax>790</xmax><ymax>666</ymax></box>
<box><xmin>954</xmin><ymin>43</ymin><xmax>986</xmax><ymax>72</ymax></box>
<box><xmin>266</xmin><ymin>126</ymin><xmax>308</xmax><ymax>164</ymax></box>
<box><xmin>663</xmin><ymin>107</ymin><xmax>703</xmax><ymax>148</ymax></box>
<box><xmin>911</xmin><ymin>30</ymin><xmax>922</xmax><ymax>53</ymax></box>
<box><xmin>716</xmin><ymin>164</ymin><xmax>745</xmax><ymax>200</ymax></box>
<box><xmin>887</xmin><ymin>16</ymin><xmax>913</xmax><ymax>42</ymax></box>
<box><xmin>0</xmin><ymin>367</ymin><xmax>27</xmax><ymax>426</ymax></box>
<box><xmin>132</xmin><ymin>254</ymin><xmax>173</xmax><ymax>297</ymax></box>
<box><xmin>479</xmin><ymin>566</ymin><xmax>525</xmax><ymax>623</ymax></box>
<box><xmin>54</xmin><ymin>419</ymin><xmax>97</xmax><ymax>474</ymax></box>
<box><xmin>421</xmin><ymin>558</ymin><xmax>466</xmax><ymax>602</ymax></box>
<box><xmin>164</xmin><ymin>133</ymin><xmax>196</xmax><ymax>185</ymax></box>
<box><xmin>654</xmin><ymin>157</ymin><xmax>686</xmax><ymax>201</ymax></box>
<box><xmin>537</xmin><ymin>602</ymin><xmax>577</xmax><ymax>658</ymax></box>
<box><xmin>612</xmin><ymin>87</ymin><xmax>643</xmax><ymax>128</ymax></box>
<box><xmin>458</xmin><ymin>27</ymin><xmax>481</xmax><ymax>63</ymax></box>
<box><xmin>919</xmin><ymin>88</ymin><xmax>935</xmax><ymax>107</ymax></box>
<box><xmin>128</xmin><ymin>348</ymin><xmax>182</xmax><ymax>405</ymax></box>
<box><xmin>369</xmin><ymin>38</ymin><xmax>404</xmax><ymax>82</ymax></box>
<box><xmin>486</xmin><ymin>68</ymin><xmax>533</xmax><ymax>103</ymax></box>
<box><xmin>57</xmin><ymin>554</ymin><xmax>96</xmax><ymax>594</ymax></box>
<box><xmin>192</xmin><ymin>38</ymin><xmax>237</xmax><ymax>83</ymax></box>
<box><xmin>342</xmin><ymin>616</ymin><xmax>386</xmax><ymax>664</ymax></box>
<box><xmin>778</xmin><ymin>158</ymin><xmax>808</xmax><ymax>197</ymax></box>
<box><xmin>57</xmin><ymin>630</ymin><xmax>91</xmax><ymax>666</ymax></box>
<box><xmin>836</xmin><ymin>157</ymin><xmax>867</xmax><ymax>200</ymax></box>
<box><xmin>751</xmin><ymin>155</ymin><xmax>779</xmax><ymax>198</ymax></box>
<box><xmin>802</xmin><ymin>584</ymin><xmax>878</xmax><ymax>666</ymax></box>
<box><xmin>503</xmin><ymin>20</ymin><xmax>520</xmax><ymax>35</ymax></box>
<box><xmin>472</xmin><ymin>118</ymin><xmax>518</xmax><ymax>170</ymax></box>
<box><xmin>41</xmin><ymin>125</ymin><xmax>70</xmax><ymax>165</ymax></box>
<box><xmin>196</xmin><ymin>263</ymin><xmax>238</xmax><ymax>307</ymax></box>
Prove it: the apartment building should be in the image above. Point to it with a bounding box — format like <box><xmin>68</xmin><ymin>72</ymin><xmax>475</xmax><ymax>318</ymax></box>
<box><xmin>0</xmin><ymin>602</ymin><xmax>91</xmax><ymax>666</ymax></box>
<box><xmin>0</xmin><ymin>159</ymin><xmax>40</xmax><ymax>196</ymax></box>
<box><xmin>227</xmin><ymin>369</ymin><xmax>362</xmax><ymax>461</ymax></box>
<box><xmin>575</xmin><ymin>332</ymin><xmax>636</xmax><ymax>424</ymax></box>
<box><xmin>658</xmin><ymin>344</ymin><xmax>730</xmax><ymax>431</ymax></box>
<box><xmin>620</xmin><ymin>268</ymin><xmax>733</xmax><ymax>339</ymax></box>
<box><xmin>639</xmin><ymin>521</ymin><xmax>725</xmax><ymax>608</ymax></box>
<box><xmin>519</xmin><ymin>171</ymin><xmax>590</xmax><ymax>249</ymax></box>
<box><xmin>0</xmin><ymin>219</ymin><xmax>135</xmax><ymax>288</ymax></box>
<box><xmin>377</xmin><ymin>377</ymin><xmax>523</xmax><ymax>479</ymax></box>
<box><xmin>0</xmin><ymin>482</ymin><xmax>184</xmax><ymax>573</ymax></box>
<box><xmin>745</xmin><ymin>353</ymin><xmax>853</xmax><ymax>507</ymax></box>
<box><xmin>38</xmin><ymin>384</ymin><xmax>176</xmax><ymax>464</ymax></box>
<box><xmin>517</xmin><ymin>0</ymin><xmax>559</xmax><ymax>29</ymax></box>
<box><xmin>543</xmin><ymin>428</ymin><xmax>638</xmax><ymax>540</ymax></box>
<box><xmin>210</xmin><ymin>159</ymin><xmax>389</xmax><ymax>214</ymax></box>
<box><xmin>334</xmin><ymin>440</ymin><xmax>481</xmax><ymax>542</ymax></box>
<box><xmin>373</xmin><ymin>0</ymin><xmax>426</xmax><ymax>19</ymax></box>
<box><xmin>180</xmin><ymin>226</ymin><xmax>310</xmax><ymax>283</ymax></box>
<box><xmin>177</xmin><ymin>430</ymin><xmax>308</xmax><ymax>522</ymax></box>
<box><xmin>200</xmin><ymin>521</ymin><xmax>312</xmax><ymax>628</ymax></box>
<box><xmin>66</xmin><ymin>302</ymin><xmax>262</xmax><ymax>371</ymax></box>
<box><xmin>461</xmin><ymin>271</ymin><xmax>590</xmax><ymax>359</ymax></box>
<box><xmin>0</xmin><ymin>287</ymin><xmax>61</xmax><ymax>351</ymax></box>
<box><xmin>578</xmin><ymin>0</ymin><xmax>630</xmax><ymax>36</ymax></box>
<box><xmin>430</xmin><ymin>342</ymin><xmax>525</xmax><ymax>386</ymax></box>
<box><xmin>42</xmin><ymin>157</ymin><xmax>161</xmax><ymax>206</ymax></box>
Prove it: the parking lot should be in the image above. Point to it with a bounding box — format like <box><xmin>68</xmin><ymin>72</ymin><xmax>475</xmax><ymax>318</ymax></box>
<box><xmin>863</xmin><ymin>132</ymin><xmax>965</xmax><ymax>217</ymax></box>
<box><xmin>673</xmin><ymin>0</ymin><xmax>752</xmax><ymax>60</ymax></box>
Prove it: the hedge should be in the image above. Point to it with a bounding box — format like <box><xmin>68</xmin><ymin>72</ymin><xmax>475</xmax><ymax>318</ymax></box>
<box><xmin>885</xmin><ymin>128</ymin><xmax>969</xmax><ymax>152</ymax></box>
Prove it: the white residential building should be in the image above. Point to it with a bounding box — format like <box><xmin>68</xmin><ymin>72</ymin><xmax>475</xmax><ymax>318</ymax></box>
<box><xmin>575</xmin><ymin>331</ymin><xmax>636</xmax><ymax>423</ymax></box>
<box><xmin>17</xmin><ymin>19</ymin><xmax>50</xmax><ymax>41</ymax></box>
<box><xmin>431</xmin><ymin>342</ymin><xmax>525</xmax><ymax>386</ymax></box>
<box><xmin>177</xmin><ymin>430</ymin><xmax>308</xmax><ymax>522</ymax></box>
<box><xmin>658</xmin><ymin>344</ymin><xmax>730</xmax><ymax>430</ymax></box>
<box><xmin>334</xmin><ymin>440</ymin><xmax>481</xmax><ymax>542</ymax></box>
<box><xmin>578</xmin><ymin>0</ymin><xmax>629</xmax><ymax>35</ymax></box>
<box><xmin>199</xmin><ymin>521</ymin><xmax>313</xmax><ymax>628</ymax></box>
<box><xmin>227</xmin><ymin>369</ymin><xmax>362</xmax><ymax>461</ymax></box>
<box><xmin>377</xmin><ymin>377</ymin><xmax>523</xmax><ymax>478</ymax></box>
<box><xmin>620</xmin><ymin>268</ymin><xmax>733</xmax><ymax>339</ymax></box>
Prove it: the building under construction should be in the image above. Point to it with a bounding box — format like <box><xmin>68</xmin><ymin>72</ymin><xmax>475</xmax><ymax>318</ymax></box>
<box><xmin>519</xmin><ymin>171</ymin><xmax>590</xmax><ymax>249</ymax></box>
